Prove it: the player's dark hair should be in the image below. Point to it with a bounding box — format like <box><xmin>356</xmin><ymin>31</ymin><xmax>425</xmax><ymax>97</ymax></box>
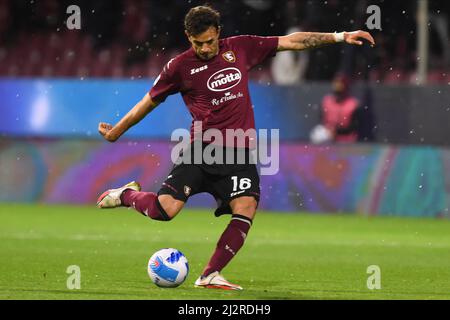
<box><xmin>184</xmin><ymin>5</ymin><xmax>221</xmax><ymax>36</ymax></box>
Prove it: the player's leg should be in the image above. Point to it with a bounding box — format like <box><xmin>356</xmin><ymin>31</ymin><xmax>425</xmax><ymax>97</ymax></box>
<box><xmin>197</xmin><ymin>196</ymin><xmax>256</xmax><ymax>283</ymax></box>
<box><xmin>96</xmin><ymin>181</ymin><xmax>184</xmax><ymax>220</ymax></box>
<box><xmin>121</xmin><ymin>191</ymin><xmax>184</xmax><ymax>221</ymax></box>
<box><xmin>97</xmin><ymin>163</ymin><xmax>203</xmax><ymax>221</ymax></box>
<box><xmin>228</xmin><ymin>196</ymin><xmax>258</xmax><ymax>219</ymax></box>
<box><xmin>195</xmin><ymin>165</ymin><xmax>259</xmax><ymax>290</ymax></box>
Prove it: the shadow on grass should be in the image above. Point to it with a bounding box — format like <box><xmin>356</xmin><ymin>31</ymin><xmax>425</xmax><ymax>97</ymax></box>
<box><xmin>0</xmin><ymin>288</ymin><xmax>151</xmax><ymax>299</ymax></box>
<box><xmin>253</xmin><ymin>287</ymin><xmax>450</xmax><ymax>300</ymax></box>
<box><xmin>3</xmin><ymin>286</ymin><xmax>449</xmax><ymax>300</ymax></box>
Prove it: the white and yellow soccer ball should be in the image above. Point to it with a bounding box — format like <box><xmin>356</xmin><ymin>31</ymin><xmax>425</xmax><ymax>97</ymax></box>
<box><xmin>147</xmin><ymin>248</ymin><xmax>189</xmax><ymax>288</ymax></box>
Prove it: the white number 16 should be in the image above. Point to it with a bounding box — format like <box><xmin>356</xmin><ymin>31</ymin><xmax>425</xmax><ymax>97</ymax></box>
<box><xmin>231</xmin><ymin>176</ymin><xmax>251</xmax><ymax>191</ymax></box>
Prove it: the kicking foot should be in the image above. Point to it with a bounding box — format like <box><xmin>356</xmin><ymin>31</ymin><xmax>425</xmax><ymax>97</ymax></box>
<box><xmin>194</xmin><ymin>271</ymin><xmax>243</xmax><ymax>290</ymax></box>
<box><xmin>97</xmin><ymin>181</ymin><xmax>141</xmax><ymax>208</ymax></box>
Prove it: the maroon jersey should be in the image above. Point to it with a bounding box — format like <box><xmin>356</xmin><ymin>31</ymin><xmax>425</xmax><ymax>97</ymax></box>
<box><xmin>149</xmin><ymin>35</ymin><xmax>279</xmax><ymax>147</ymax></box>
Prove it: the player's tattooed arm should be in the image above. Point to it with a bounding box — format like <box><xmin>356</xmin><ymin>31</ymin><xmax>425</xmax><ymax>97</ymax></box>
<box><xmin>98</xmin><ymin>93</ymin><xmax>159</xmax><ymax>142</ymax></box>
<box><xmin>277</xmin><ymin>30</ymin><xmax>375</xmax><ymax>51</ymax></box>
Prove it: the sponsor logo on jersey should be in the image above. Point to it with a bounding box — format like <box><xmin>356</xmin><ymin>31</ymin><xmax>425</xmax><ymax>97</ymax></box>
<box><xmin>211</xmin><ymin>91</ymin><xmax>244</xmax><ymax>107</ymax></box>
<box><xmin>207</xmin><ymin>67</ymin><xmax>242</xmax><ymax>92</ymax></box>
<box><xmin>222</xmin><ymin>51</ymin><xmax>236</xmax><ymax>63</ymax></box>
<box><xmin>190</xmin><ymin>65</ymin><xmax>208</xmax><ymax>75</ymax></box>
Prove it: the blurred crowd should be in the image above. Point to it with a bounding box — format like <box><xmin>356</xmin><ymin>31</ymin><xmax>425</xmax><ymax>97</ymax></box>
<box><xmin>0</xmin><ymin>0</ymin><xmax>448</xmax><ymax>83</ymax></box>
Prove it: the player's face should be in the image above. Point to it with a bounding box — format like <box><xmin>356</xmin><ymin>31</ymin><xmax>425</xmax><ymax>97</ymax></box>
<box><xmin>186</xmin><ymin>27</ymin><xmax>220</xmax><ymax>61</ymax></box>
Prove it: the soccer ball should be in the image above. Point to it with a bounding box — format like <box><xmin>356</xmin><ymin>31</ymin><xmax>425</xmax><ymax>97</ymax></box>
<box><xmin>147</xmin><ymin>248</ymin><xmax>189</xmax><ymax>288</ymax></box>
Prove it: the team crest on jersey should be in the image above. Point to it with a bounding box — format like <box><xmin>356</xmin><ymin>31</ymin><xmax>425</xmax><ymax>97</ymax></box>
<box><xmin>222</xmin><ymin>51</ymin><xmax>236</xmax><ymax>63</ymax></box>
<box><xmin>184</xmin><ymin>185</ymin><xmax>191</xmax><ymax>197</ymax></box>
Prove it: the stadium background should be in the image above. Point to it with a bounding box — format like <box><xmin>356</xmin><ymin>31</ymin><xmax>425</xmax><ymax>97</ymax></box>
<box><xmin>1</xmin><ymin>0</ymin><xmax>448</xmax><ymax>217</ymax></box>
<box><xmin>1</xmin><ymin>0</ymin><xmax>450</xmax><ymax>301</ymax></box>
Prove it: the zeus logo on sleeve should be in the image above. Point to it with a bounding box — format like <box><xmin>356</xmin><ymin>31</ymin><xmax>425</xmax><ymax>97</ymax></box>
<box><xmin>207</xmin><ymin>68</ymin><xmax>242</xmax><ymax>92</ymax></box>
<box><xmin>190</xmin><ymin>65</ymin><xmax>208</xmax><ymax>75</ymax></box>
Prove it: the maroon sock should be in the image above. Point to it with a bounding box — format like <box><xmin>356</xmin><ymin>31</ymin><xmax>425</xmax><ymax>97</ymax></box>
<box><xmin>202</xmin><ymin>214</ymin><xmax>252</xmax><ymax>277</ymax></box>
<box><xmin>121</xmin><ymin>190</ymin><xmax>170</xmax><ymax>221</ymax></box>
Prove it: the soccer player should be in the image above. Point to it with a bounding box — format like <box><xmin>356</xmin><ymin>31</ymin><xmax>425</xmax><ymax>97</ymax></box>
<box><xmin>97</xmin><ymin>6</ymin><xmax>375</xmax><ymax>290</ymax></box>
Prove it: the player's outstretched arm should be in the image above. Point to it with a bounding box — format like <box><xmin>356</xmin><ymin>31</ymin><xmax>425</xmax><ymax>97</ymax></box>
<box><xmin>277</xmin><ymin>30</ymin><xmax>375</xmax><ymax>51</ymax></box>
<box><xmin>98</xmin><ymin>93</ymin><xmax>159</xmax><ymax>142</ymax></box>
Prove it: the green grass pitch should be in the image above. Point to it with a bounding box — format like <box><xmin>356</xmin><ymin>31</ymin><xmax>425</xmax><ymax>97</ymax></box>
<box><xmin>0</xmin><ymin>203</ymin><xmax>449</xmax><ymax>300</ymax></box>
